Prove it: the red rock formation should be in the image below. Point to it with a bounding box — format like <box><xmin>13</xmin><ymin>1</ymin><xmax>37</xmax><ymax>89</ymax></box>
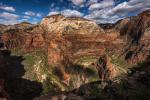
<box><xmin>96</xmin><ymin>55</ymin><xmax>117</xmax><ymax>81</ymax></box>
<box><xmin>41</xmin><ymin>14</ymin><xmax>123</xmax><ymax>64</ymax></box>
<box><xmin>0</xmin><ymin>25</ymin><xmax>46</xmax><ymax>52</ymax></box>
<box><xmin>0</xmin><ymin>10</ymin><xmax>149</xmax><ymax>83</ymax></box>
<box><xmin>118</xmin><ymin>10</ymin><xmax>150</xmax><ymax>64</ymax></box>
<box><xmin>40</xmin><ymin>15</ymin><xmax>124</xmax><ymax>82</ymax></box>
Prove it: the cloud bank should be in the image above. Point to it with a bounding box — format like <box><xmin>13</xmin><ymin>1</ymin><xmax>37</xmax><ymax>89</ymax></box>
<box><xmin>0</xmin><ymin>12</ymin><xmax>19</xmax><ymax>25</ymax></box>
<box><xmin>48</xmin><ymin>9</ymin><xmax>83</xmax><ymax>17</ymax></box>
<box><xmin>48</xmin><ymin>0</ymin><xmax>150</xmax><ymax>23</ymax></box>
<box><xmin>0</xmin><ymin>0</ymin><xmax>150</xmax><ymax>25</ymax></box>
<box><xmin>0</xmin><ymin>3</ymin><xmax>15</xmax><ymax>12</ymax></box>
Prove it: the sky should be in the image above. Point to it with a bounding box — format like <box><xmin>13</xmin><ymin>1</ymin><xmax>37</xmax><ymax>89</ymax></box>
<box><xmin>0</xmin><ymin>0</ymin><xmax>150</xmax><ymax>25</ymax></box>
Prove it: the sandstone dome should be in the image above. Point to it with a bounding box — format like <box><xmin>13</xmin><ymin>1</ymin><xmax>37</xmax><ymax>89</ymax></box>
<box><xmin>40</xmin><ymin>14</ymin><xmax>105</xmax><ymax>35</ymax></box>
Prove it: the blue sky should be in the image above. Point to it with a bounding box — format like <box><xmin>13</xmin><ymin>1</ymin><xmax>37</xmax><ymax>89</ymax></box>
<box><xmin>0</xmin><ymin>0</ymin><xmax>150</xmax><ymax>25</ymax></box>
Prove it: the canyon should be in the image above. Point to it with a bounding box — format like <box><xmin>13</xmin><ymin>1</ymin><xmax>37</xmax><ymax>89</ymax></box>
<box><xmin>0</xmin><ymin>10</ymin><xmax>150</xmax><ymax>100</ymax></box>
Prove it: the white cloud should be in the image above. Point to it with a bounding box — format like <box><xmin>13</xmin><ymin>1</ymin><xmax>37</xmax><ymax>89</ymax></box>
<box><xmin>61</xmin><ymin>9</ymin><xmax>83</xmax><ymax>17</ymax></box>
<box><xmin>0</xmin><ymin>12</ymin><xmax>19</xmax><ymax>19</ymax></box>
<box><xmin>89</xmin><ymin>0</ymin><xmax>114</xmax><ymax>10</ymax></box>
<box><xmin>19</xmin><ymin>18</ymin><xmax>28</xmax><ymax>23</ymax></box>
<box><xmin>37</xmin><ymin>13</ymin><xmax>42</xmax><ymax>17</ymax></box>
<box><xmin>23</xmin><ymin>16</ymin><xmax>30</xmax><ymax>19</ymax></box>
<box><xmin>24</xmin><ymin>11</ymin><xmax>42</xmax><ymax>17</ymax></box>
<box><xmin>84</xmin><ymin>8</ymin><xmax>121</xmax><ymax>23</ymax></box>
<box><xmin>86</xmin><ymin>0</ymin><xmax>98</xmax><ymax>6</ymax></box>
<box><xmin>110</xmin><ymin>0</ymin><xmax>150</xmax><ymax>16</ymax></box>
<box><xmin>0</xmin><ymin>4</ymin><xmax>15</xmax><ymax>12</ymax></box>
<box><xmin>70</xmin><ymin>0</ymin><xmax>86</xmax><ymax>7</ymax></box>
<box><xmin>85</xmin><ymin>0</ymin><xmax>150</xmax><ymax>23</ymax></box>
<box><xmin>48</xmin><ymin>9</ymin><xmax>83</xmax><ymax>17</ymax></box>
<box><xmin>0</xmin><ymin>12</ymin><xmax>19</xmax><ymax>25</ymax></box>
<box><xmin>1</xmin><ymin>0</ymin><xmax>149</xmax><ymax>24</ymax></box>
<box><xmin>24</xmin><ymin>11</ymin><xmax>36</xmax><ymax>16</ymax></box>
<box><xmin>0</xmin><ymin>19</ymin><xmax>19</xmax><ymax>25</ymax></box>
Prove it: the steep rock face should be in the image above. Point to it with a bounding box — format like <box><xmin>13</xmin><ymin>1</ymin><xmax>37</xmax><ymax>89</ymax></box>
<box><xmin>0</xmin><ymin>25</ymin><xmax>46</xmax><ymax>52</ymax></box>
<box><xmin>118</xmin><ymin>10</ymin><xmax>150</xmax><ymax>64</ymax></box>
<box><xmin>120</xmin><ymin>10</ymin><xmax>150</xmax><ymax>43</ymax></box>
<box><xmin>0</xmin><ymin>24</ymin><xmax>7</xmax><ymax>34</ymax></box>
<box><xmin>0</xmin><ymin>22</ymin><xmax>34</xmax><ymax>34</ymax></box>
<box><xmin>114</xmin><ymin>18</ymin><xmax>130</xmax><ymax>33</ymax></box>
<box><xmin>14</xmin><ymin>22</ymin><xmax>35</xmax><ymax>30</ymax></box>
<box><xmin>40</xmin><ymin>15</ymin><xmax>124</xmax><ymax>83</ymax></box>
<box><xmin>99</xmin><ymin>10</ymin><xmax>150</xmax><ymax>64</ymax></box>
<box><xmin>41</xmin><ymin>14</ymin><xmax>122</xmax><ymax>64</ymax></box>
<box><xmin>145</xmin><ymin>27</ymin><xmax>150</xmax><ymax>34</ymax></box>
<box><xmin>96</xmin><ymin>55</ymin><xmax>117</xmax><ymax>81</ymax></box>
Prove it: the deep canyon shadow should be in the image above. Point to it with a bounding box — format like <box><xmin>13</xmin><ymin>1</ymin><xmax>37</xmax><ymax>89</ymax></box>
<box><xmin>2</xmin><ymin>50</ymin><xmax>43</xmax><ymax>100</ymax></box>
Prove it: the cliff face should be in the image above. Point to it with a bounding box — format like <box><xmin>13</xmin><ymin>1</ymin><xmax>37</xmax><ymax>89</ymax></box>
<box><xmin>41</xmin><ymin>14</ymin><xmax>122</xmax><ymax>62</ymax></box>
<box><xmin>120</xmin><ymin>10</ymin><xmax>150</xmax><ymax>43</ymax></box>
<box><xmin>40</xmin><ymin>15</ymin><xmax>124</xmax><ymax>82</ymax></box>
<box><xmin>0</xmin><ymin>24</ymin><xmax>46</xmax><ymax>52</ymax></box>
<box><xmin>40</xmin><ymin>14</ymin><xmax>106</xmax><ymax>68</ymax></box>
<box><xmin>34</xmin><ymin>10</ymin><xmax>150</xmax><ymax>100</ymax></box>
<box><xmin>117</xmin><ymin>10</ymin><xmax>150</xmax><ymax>64</ymax></box>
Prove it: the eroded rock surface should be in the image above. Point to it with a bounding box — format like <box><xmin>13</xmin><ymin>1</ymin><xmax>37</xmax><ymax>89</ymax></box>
<box><xmin>0</xmin><ymin>25</ymin><xmax>46</xmax><ymax>52</ymax></box>
<box><xmin>96</xmin><ymin>55</ymin><xmax>117</xmax><ymax>81</ymax></box>
<box><xmin>40</xmin><ymin>14</ymin><xmax>123</xmax><ymax>64</ymax></box>
<box><xmin>118</xmin><ymin>10</ymin><xmax>150</xmax><ymax>64</ymax></box>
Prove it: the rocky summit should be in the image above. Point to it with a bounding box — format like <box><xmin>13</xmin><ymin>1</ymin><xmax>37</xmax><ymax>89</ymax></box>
<box><xmin>0</xmin><ymin>10</ymin><xmax>150</xmax><ymax>100</ymax></box>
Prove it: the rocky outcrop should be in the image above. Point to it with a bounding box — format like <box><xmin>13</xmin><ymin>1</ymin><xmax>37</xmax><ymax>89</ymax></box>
<box><xmin>120</xmin><ymin>10</ymin><xmax>150</xmax><ymax>43</ymax></box>
<box><xmin>117</xmin><ymin>10</ymin><xmax>150</xmax><ymax>64</ymax></box>
<box><xmin>0</xmin><ymin>22</ymin><xmax>34</xmax><ymax>34</ymax></box>
<box><xmin>0</xmin><ymin>25</ymin><xmax>46</xmax><ymax>52</ymax></box>
<box><xmin>14</xmin><ymin>22</ymin><xmax>35</xmax><ymax>30</ymax></box>
<box><xmin>0</xmin><ymin>24</ymin><xmax>7</xmax><ymax>34</ymax></box>
<box><xmin>96</xmin><ymin>55</ymin><xmax>117</xmax><ymax>81</ymax></box>
<box><xmin>114</xmin><ymin>18</ymin><xmax>130</xmax><ymax>33</ymax></box>
<box><xmin>41</xmin><ymin>14</ymin><xmax>104</xmax><ymax>35</ymax></box>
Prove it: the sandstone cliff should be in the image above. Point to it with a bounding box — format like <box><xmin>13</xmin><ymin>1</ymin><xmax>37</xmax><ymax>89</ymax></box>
<box><xmin>0</xmin><ymin>24</ymin><xmax>46</xmax><ymax>52</ymax></box>
<box><xmin>41</xmin><ymin>14</ymin><xmax>104</xmax><ymax>35</ymax></box>
<box><xmin>40</xmin><ymin>14</ymin><xmax>123</xmax><ymax>82</ymax></box>
<box><xmin>118</xmin><ymin>10</ymin><xmax>150</xmax><ymax>64</ymax></box>
<box><xmin>34</xmin><ymin>10</ymin><xmax>150</xmax><ymax>100</ymax></box>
